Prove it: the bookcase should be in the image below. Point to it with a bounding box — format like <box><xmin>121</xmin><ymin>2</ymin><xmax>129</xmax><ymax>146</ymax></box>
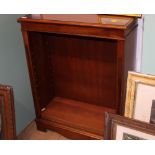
<box><xmin>18</xmin><ymin>14</ymin><xmax>139</xmax><ymax>139</ymax></box>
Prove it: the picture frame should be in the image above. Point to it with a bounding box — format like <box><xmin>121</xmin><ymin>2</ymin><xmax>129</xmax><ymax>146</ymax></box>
<box><xmin>104</xmin><ymin>112</ymin><xmax>155</xmax><ymax>140</ymax></box>
<box><xmin>0</xmin><ymin>84</ymin><xmax>16</xmax><ymax>140</ymax></box>
<box><xmin>124</xmin><ymin>71</ymin><xmax>155</xmax><ymax>123</ymax></box>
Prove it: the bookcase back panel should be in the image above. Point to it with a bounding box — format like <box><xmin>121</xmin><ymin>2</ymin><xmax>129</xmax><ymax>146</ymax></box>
<box><xmin>28</xmin><ymin>32</ymin><xmax>117</xmax><ymax>109</ymax></box>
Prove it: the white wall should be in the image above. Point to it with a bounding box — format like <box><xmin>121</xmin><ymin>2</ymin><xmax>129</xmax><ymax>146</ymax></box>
<box><xmin>141</xmin><ymin>14</ymin><xmax>155</xmax><ymax>75</ymax></box>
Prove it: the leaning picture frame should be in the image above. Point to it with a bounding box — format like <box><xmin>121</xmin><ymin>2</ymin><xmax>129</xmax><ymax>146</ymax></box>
<box><xmin>104</xmin><ymin>112</ymin><xmax>155</xmax><ymax>140</ymax></box>
<box><xmin>124</xmin><ymin>71</ymin><xmax>155</xmax><ymax>123</ymax></box>
<box><xmin>0</xmin><ymin>84</ymin><xmax>16</xmax><ymax>140</ymax></box>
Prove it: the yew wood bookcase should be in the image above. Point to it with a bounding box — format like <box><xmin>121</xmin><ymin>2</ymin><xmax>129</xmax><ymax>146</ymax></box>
<box><xmin>18</xmin><ymin>14</ymin><xmax>139</xmax><ymax>140</ymax></box>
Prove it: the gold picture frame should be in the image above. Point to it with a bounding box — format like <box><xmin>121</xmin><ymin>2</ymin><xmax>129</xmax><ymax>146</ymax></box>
<box><xmin>124</xmin><ymin>71</ymin><xmax>155</xmax><ymax>123</ymax></box>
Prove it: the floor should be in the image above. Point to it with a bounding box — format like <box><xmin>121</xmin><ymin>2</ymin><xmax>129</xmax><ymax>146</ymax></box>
<box><xmin>18</xmin><ymin>121</ymin><xmax>69</xmax><ymax>140</ymax></box>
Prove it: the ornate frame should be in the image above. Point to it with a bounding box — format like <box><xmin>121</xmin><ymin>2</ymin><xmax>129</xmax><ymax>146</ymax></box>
<box><xmin>104</xmin><ymin>112</ymin><xmax>155</xmax><ymax>140</ymax></box>
<box><xmin>0</xmin><ymin>84</ymin><xmax>16</xmax><ymax>140</ymax></box>
<box><xmin>124</xmin><ymin>71</ymin><xmax>155</xmax><ymax>122</ymax></box>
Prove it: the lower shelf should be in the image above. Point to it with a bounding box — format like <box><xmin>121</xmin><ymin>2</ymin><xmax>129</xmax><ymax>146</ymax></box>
<box><xmin>40</xmin><ymin>97</ymin><xmax>116</xmax><ymax>139</ymax></box>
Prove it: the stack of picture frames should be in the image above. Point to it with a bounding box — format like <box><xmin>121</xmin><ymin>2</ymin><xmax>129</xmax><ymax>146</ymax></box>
<box><xmin>0</xmin><ymin>84</ymin><xmax>16</xmax><ymax>140</ymax></box>
<box><xmin>104</xmin><ymin>71</ymin><xmax>155</xmax><ymax>140</ymax></box>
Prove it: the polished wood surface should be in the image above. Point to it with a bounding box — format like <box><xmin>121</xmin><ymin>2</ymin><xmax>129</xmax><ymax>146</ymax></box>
<box><xmin>18</xmin><ymin>14</ymin><xmax>137</xmax><ymax>40</ymax></box>
<box><xmin>18</xmin><ymin>14</ymin><xmax>134</xmax><ymax>29</ymax></box>
<box><xmin>41</xmin><ymin>97</ymin><xmax>116</xmax><ymax>139</ymax></box>
<box><xmin>18</xmin><ymin>14</ymin><xmax>138</xmax><ymax>139</ymax></box>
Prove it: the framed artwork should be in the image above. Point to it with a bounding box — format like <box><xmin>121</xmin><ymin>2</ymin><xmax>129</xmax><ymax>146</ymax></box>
<box><xmin>0</xmin><ymin>84</ymin><xmax>16</xmax><ymax>140</ymax></box>
<box><xmin>104</xmin><ymin>112</ymin><xmax>155</xmax><ymax>140</ymax></box>
<box><xmin>124</xmin><ymin>71</ymin><xmax>155</xmax><ymax>123</ymax></box>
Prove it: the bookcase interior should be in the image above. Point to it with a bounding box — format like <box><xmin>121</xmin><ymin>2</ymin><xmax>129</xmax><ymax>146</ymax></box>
<box><xmin>28</xmin><ymin>31</ymin><xmax>118</xmax><ymax>138</ymax></box>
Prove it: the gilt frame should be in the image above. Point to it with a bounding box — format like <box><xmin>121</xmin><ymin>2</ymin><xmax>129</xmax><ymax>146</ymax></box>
<box><xmin>124</xmin><ymin>71</ymin><xmax>155</xmax><ymax>123</ymax></box>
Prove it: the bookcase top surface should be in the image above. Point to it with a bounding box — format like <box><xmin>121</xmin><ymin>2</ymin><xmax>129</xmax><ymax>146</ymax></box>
<box><xmin>18</xmin><ymin>14</ymin><xmax>136</xmax><ymax>29</ymax></box>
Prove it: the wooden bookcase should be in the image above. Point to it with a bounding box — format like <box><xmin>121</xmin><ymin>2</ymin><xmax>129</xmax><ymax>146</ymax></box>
<box><xmin>18</xmin><ymin>14</ymin><xmax>139</xmax><ymax>139</ymax></box>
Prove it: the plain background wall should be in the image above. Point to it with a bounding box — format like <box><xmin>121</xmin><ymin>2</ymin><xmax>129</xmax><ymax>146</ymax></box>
<box><xmin>0</xmin><ymin>14</ymin><xmax>35</xmax><ymax>135</ymax></box>
<box><xmin>141</xmin><ymin>14</ymin><xmax>155</xmax><ymax>74</ymax></box>
<box><xmin>0</xmin><ymin>14</ymin><xmax>155</xmax><ymax>135</ymax></box>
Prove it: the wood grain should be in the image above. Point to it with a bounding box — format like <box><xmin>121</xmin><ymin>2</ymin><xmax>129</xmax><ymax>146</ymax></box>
<box><xmin>18</xmin><ymin>14</ymin><xmax>138</xmax><ymax>139</ymax></box>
